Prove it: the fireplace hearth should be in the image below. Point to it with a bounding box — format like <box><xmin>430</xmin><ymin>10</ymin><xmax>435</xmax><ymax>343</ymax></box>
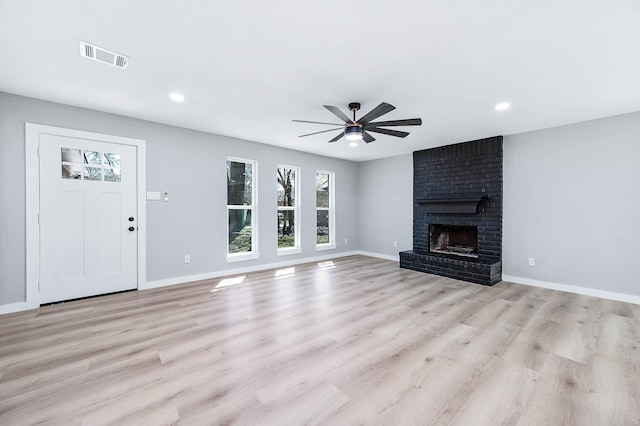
<box><xmin>400</xmin><ymin>136</ymin><xmax>503</xmax><ymax>286</ymax></box>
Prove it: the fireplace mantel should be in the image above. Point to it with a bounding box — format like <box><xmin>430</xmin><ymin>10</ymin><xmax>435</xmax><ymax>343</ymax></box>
<box><xmin>416</xmin><ymin>196</ymin><xmax>486</xmax><ymax>214</ymax></box>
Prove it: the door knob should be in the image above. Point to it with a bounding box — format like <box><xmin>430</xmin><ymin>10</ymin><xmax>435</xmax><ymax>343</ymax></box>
<box><xmin>128</xmin><ymin>226</ymin><xmax>135</xmax><ymax>232</ymax></box>
<box><xmin>128</xmin><ymin>217</ymin><xmax>135</xmax><ymax>222</ymax></box>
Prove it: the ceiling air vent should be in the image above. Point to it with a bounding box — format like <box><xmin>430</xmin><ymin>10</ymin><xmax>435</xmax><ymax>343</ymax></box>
<box><xmin>79</xmin><ymin>41</ymin><xmax>129</xmax><ymax>70</ymax></box>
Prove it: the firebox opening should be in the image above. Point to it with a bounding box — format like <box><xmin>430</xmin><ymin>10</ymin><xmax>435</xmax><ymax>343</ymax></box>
<box><xmin>429</xmin><ymin>224</ymin><xmax>478</xmax><ymax>258</ymax></box>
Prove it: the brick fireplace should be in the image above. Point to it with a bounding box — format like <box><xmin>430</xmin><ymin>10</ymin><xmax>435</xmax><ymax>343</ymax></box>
<box><xmin>399</xmin><ymin>136</ymin><xmax>503</xmax><ymax>285</ymax></box>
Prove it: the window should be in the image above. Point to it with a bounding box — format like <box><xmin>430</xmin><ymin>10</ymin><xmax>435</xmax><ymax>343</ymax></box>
<box><xmin>227</xmin><ymin>158</ymin><xmax>259</xmax><ymax>261</ymax></box>
<box><xmin>316</xmin><ymin>171</ymin><xmax>335</xmax><ymax>250</ymax></box>
<box><xmin>277</xmin><ymin>165</ymin><xmax>301</xmax><ymax>255</ymax></box>
<box><xmin>61</xmin><ymin>148</ymin><xmax>121</xmax><ymax>182</ymax></box>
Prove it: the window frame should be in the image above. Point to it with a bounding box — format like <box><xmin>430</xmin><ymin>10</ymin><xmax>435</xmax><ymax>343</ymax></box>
<box><xmin>226</xmin><ymin>157</ymin><xmax>259</xmax><ymax>262</ymax></box>
<box><xmin>315</xmin><ymin>170</ymin><xmax>336</xmax><ymax>251</ymax></box>
<box><xmin>277</xmin><ymin>164</ymin><xmax>302</xmax><ymax>256</ymax></box>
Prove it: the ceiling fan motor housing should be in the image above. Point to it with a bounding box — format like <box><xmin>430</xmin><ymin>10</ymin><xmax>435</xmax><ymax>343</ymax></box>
<box><xmin>345</xmin><ymin>124</ymin><xmax>363</xmax><ymax>140</ymax></box>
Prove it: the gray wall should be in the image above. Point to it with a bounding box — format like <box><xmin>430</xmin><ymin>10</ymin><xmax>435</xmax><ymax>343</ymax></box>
<box><xmin>3</xmin><ymin>90</ymin><xmax>640</xmax><ymax>306</ymax></box>
<box><xmin>503</xmin><ymin>111</ymin><xmax>640</xmax><ymax>296</ymax></box>
<box><xmin>357</xmin><ymin>154</ymin><xmax>413</xmax><ymax>258</ymax></box>
<box><xmin>0</xmin><ymin>92</ymin><xmax>359</xmax><ymax>305</ymax></box>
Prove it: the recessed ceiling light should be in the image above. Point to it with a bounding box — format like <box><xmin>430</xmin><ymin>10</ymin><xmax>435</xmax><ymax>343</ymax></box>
<box><xmin>494</xmin><ymin>102</ymin><xmax>510</xmax><ymax>111</ymax></box>
<box><xmin>169</xmin><ymin>93</ymin><xmax>185</xmax><ymax>102</ymax></box>
<box><xmin>349</xmin><ymin>141</ymin><xmax>358</xmax><ymax>147</ymax></box>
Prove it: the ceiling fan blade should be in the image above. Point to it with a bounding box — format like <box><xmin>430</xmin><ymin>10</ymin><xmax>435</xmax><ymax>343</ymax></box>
<box><xmin>323</xmin><ymin>105</ymin><xmax>352</xmax><ymax>123</ymax></box>
<box><xmin>362</xmin><ymin>131</ymin><xmax>376</xmax><ymax>143</ymax></box>
<box><xmin>328</xmin><ymin>131</ymin><xmax>345</xmax><ymax>143</ymax></box>
<box><xmin>366</xmin><ymin>127</ymin><xmax>410</xmax><ymax>138</ymax></box>
<box><xmin>299</xmin><ymin>127</ymin><xmax>345</xmax><ymax>137</ymax></box>
<box><xmin>357</xmin><ymin>102</ymin><xmax>395</xmax><ymax>124</ymax></box>
<box><xmin>365</xmin><ymin>118</ymin><xmax>422</xmax><ymax>127</ymax></box>
<box><xmin>293</xmin><ymin>119</ymin><xmax>344</xmax><ymax>126</ymax></box>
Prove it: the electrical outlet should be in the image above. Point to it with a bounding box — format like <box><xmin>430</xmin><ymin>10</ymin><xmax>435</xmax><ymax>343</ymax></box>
<box><xmin>184</xmin><ymin>255</ymin><xmax>191</xmax><ymax>264</ymax></box>
<box><xmin>344</xmin><ymin>238</ymin><xmax>348</xmax><ymax>244</ymax></box>
<box><xmin>393</xmin><ymin>241</ymin><xmax>398</xmax><ymax>248</ymax></box>
<box><xmin>528</xmin><ymin>257</ymin><xmax>535</xmax><ymax>267</ymax></box>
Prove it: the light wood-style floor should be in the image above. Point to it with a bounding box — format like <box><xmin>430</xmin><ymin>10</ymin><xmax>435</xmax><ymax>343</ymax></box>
<box><xmin>1</xmin><ymin>255</ymin><xmax>639</xmax><ymax>425</ymax></box>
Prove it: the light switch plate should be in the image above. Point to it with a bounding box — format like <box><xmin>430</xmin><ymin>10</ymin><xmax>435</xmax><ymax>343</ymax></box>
<box><xmin>147</xmin><ymin>191</ymin><xmax>161</xmax><ymax>201</ymax></box>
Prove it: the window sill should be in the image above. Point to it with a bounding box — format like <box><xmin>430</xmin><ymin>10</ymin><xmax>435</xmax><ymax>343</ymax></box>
<box><xmin>226</xmin><ymin>252</ymin><xmax>260</xmax><ymax>263</ymax></box>
<box><xmin>315</xmin><ymin>243</ymin><xmax>336</xmax><ymax>251</ymax></box>
<box><xmin>277</xmin><ymin>247</ymin><xmax>302</xmax><ymax>256</ymax></box>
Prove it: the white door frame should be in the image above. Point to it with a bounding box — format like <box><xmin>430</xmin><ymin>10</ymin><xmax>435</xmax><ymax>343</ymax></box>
<box><xmin>25</xmin><ymin>123</ymin><xmax>147</xmax><ymax>309</ymax></box>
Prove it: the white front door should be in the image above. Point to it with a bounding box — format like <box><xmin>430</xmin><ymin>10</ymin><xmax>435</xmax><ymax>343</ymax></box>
<box><xmin>39</xmin><ymin>134</ymin><xmax>138</xmax><ymax>303</ymax></box>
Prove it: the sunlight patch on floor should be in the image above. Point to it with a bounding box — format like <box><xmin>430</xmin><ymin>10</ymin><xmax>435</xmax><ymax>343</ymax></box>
<box><xmin>211</xmin><ymin>275</ymin><xmax>246</xmax><ymax>292</ymax></box>
<box><xmin>318</xmin><ymin>261</ymin><xmax>336</xmax><ymax>270</ymax></box>
<box><xmin>274</xmin><ymin>267</ymin><xmax>296</xmax><ymax>279</ymax></box>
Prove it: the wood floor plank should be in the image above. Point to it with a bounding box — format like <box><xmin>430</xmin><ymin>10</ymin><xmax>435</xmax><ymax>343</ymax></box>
<box><xmin>322</xmin><ymin>371</ymin><xmax>413</xmax><ymax>425</ymax></box>
<box><xmin>449</xmin><ymin>358</ymin><xmax>538</xmax><ymax>426</ymax></box>
<box><xmin>516</xmin><ymin>354</ymin><xmax>608</xmax><ymax>426</ymax></box>
<box><xmin>502</xmin><ymin>315</ymin><xmax>563</xmax><ymax>372</ymax></box>
<box><xmin>257</xmin><ymin>380</ymin><xmax>349</xmax><ymax>426</ymax></box>
<box><xmin>552</xmin><ymin>294</ymin><xmax>602</xmax><ymax>364</ymax></box>
<box><xmin>601</xmin><ymin>298</ymin><xmax>635</xmax><ymax>319</ymax></box>
<box><xmin>1</xmin><ymin>255</ymin><xmax>638</xmax><ymax>425</ymax></box>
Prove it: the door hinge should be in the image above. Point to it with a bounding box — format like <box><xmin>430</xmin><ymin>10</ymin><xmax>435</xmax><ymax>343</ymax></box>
<box><xmin>38</xmin><ymin>281</ymin><xmax>40</xmax><ymax>291</ymax></box>
<box><xmin>37</xmin><ymin>213</ymin><xmax>40</xmax><ymax>224</ymax></box>
<box><xmin>37</xmin><ymin>146</ymin><xmax>40</xmax><ymax>157</ymax></box>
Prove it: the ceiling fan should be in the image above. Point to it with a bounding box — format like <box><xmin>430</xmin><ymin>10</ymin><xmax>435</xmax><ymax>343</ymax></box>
<box><xmin>293</xmin><ymin>102</ymin><xmax>422</xmax><ymax>143</ymax></box>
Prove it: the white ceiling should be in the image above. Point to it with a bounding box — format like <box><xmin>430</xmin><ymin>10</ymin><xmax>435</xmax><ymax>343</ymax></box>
<box><xmin>1</xmin><ymin>1</ymin><xmax>639</xmax><ymax>162</ymax></box>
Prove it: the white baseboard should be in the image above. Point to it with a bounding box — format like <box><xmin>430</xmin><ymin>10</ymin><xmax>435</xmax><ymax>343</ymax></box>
<box><xmin>356</xmin><ymin>251</ymin><xmax>400</xmax><ymax>262</ymax></box>
<box><xmin>143</xmin><ymin>251</ymin><xmax>361</xmax><ymax>290</ymax></box>
<box><xmin>502</xmin><ymin>275</ymin><xmax>640</xmax><ymax>306</ymax></box>
<box><xmin>0</xmin><ymin>302</ymin><xmax>28</xmax><ymax>315</ymax></box>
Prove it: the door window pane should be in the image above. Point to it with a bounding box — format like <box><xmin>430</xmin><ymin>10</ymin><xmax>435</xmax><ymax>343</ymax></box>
<box><xmin>84</xmin><ymin>151</ymin><xmax>104</xmax><ymax>165</ymax></box>
<box><xmin>104</xmin><ymin>168</ymin><xmax>121</xmax><ymax>182</ymax></box>
<box><xmin>61</xmin><ymin>148</ymin><xmax>82</xmax><ymax>179</ymax></box>
<box><xmin>104</xmin><ymin>153</ymin><xmax>121</xmax><ymax>167</ymax></box>
<box><xmin>84</xmin><ymin>166</ymin><xmax>102</xmax><ymax>181</ymax></box>
<box><xmin>62</xmin><ymin>164</ymin><xmax>82</xmax><ymax>179</ymax></box>
<box><xmin>61</xmin><ymin>148</ymin><xmax>81</xmax><ymax>163</ymax></box>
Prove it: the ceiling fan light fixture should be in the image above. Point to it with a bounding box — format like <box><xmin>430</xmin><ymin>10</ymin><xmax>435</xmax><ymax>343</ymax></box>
<box><xmin>345</xmin><ymin>125</ymin><xmax>363</xmax><ymax>141</ymax></box>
